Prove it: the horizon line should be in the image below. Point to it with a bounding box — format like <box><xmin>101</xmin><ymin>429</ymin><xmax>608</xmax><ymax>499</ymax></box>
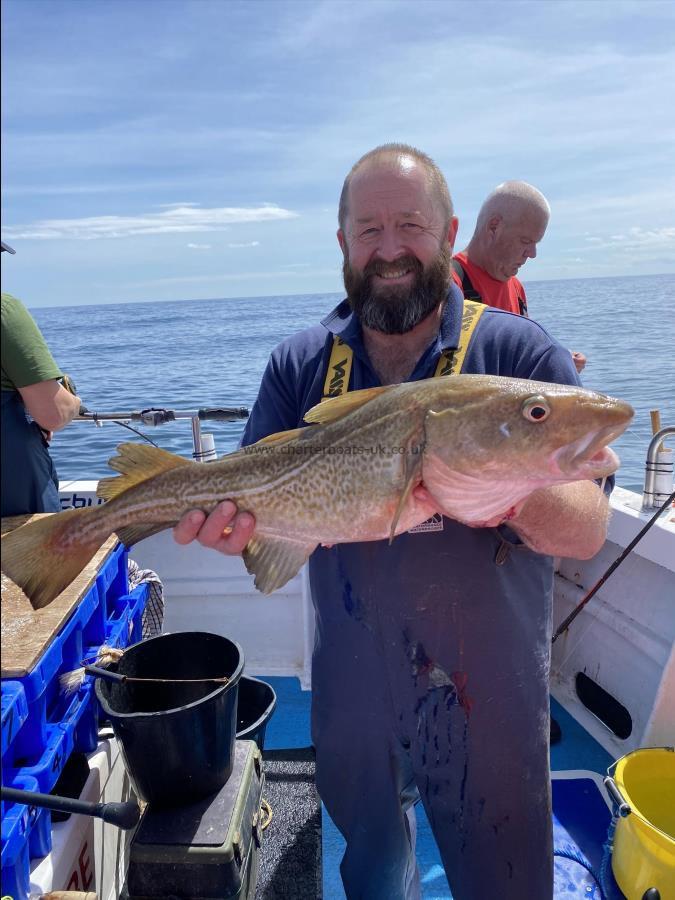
<box><xmin>21</xmin><ymin>270</ymin><xmax>674</xmax><ymax>311</ymax></box>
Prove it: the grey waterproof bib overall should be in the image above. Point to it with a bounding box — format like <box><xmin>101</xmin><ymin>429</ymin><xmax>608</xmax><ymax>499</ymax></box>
<box><xmin>309</xmin><ymin>524</ymin><xmax>553</xmax><ymax>900</ymax></box>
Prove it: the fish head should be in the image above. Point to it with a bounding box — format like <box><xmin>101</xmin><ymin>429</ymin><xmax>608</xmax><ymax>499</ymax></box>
<box><xmin>423</xmin><ymin>375</ymin><xmax>634</xmax><ymax>485</ymax></box>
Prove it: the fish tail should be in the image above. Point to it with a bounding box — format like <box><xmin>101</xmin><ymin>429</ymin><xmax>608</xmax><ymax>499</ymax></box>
<box><xmin>1</xmin><ymin>507</ymin><xmax>105</xmax><ymax>610</ymax></box>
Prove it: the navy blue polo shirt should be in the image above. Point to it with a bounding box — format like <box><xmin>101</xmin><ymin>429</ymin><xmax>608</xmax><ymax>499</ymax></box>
<box><xmin>242</xmin><ymin>283</ymin><xmax>581</xmax><ymax>445</ymax></box>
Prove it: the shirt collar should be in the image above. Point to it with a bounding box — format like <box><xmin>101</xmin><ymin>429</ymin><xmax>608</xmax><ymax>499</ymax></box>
<box><xmin>321</xmin><ymin>282</ymin><xmax>465</xmax><ymax>352</ymax></box>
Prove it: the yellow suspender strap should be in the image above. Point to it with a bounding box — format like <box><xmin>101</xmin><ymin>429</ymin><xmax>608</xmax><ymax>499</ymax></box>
<box><xmin>322</xmin><ymin>335</ymin><xmax>354</xmax><ymax>399</ymax></box>
<box><xmin>324</xmin><ymin>298</ymin><xmax>486</xmax><ymax>398</ymax></box>
<box><xmin>434</xmin><ymin>299</ymin><xmax>486</xmax><ymax>377</ymax></box>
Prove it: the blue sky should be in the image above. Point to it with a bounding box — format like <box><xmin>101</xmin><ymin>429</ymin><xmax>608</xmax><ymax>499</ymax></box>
<box><xmin>2</xmin><ymin>0</ymin><xmax>674</xmax><ymax>307</ymax></box>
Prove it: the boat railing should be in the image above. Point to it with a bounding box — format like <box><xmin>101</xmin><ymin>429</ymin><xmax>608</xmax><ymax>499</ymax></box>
<box><xmin>642</xmin><ymin>424</ymin><xmax>675</xmax><ymax>510</ymax></box>
<box><xmin>74</xmin><ymin>406</ymin><xmax>249</xmax><ymax>462</ymax></box>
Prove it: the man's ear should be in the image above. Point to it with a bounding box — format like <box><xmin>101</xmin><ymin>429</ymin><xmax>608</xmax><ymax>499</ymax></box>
<box><xmin>337</xmin><ymin>228</ymin><xmax>347</xmax><ymax>256</ymax></box>
<box><xmin>486</xmin><ymin>214</ymin><xmax>502</xmax><ymax>241</ymax></box>
<box><xmin>446</xmin><ymin>216</ymin><xmax>459</xmax><ymax>250</ymax></box>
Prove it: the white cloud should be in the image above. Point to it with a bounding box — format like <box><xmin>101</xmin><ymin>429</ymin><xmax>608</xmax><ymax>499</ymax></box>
<box><xmin>187</xmin><ymin>242</ymin><xmax>212</xmax><ymax>250</ymax></box>
<box><xmin>4</xmin><ymin>204</ymin><xmax>298</xmax><ymax>241</ymax></box>
<box><xmin>227</xmin><ymin>241</ymin><xmax>260</xmax><ymax>248</ymax></box>
<box><xmin>569</xmin><ymin>227</ymin><xmax>675</xmax><ymax>258</ymax></box>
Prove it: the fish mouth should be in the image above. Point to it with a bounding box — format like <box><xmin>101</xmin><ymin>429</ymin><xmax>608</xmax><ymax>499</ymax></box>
<box><xmin>553</xmin><ymin>422</ymin><xmax>629</xmax><ymax>477</ymax></box>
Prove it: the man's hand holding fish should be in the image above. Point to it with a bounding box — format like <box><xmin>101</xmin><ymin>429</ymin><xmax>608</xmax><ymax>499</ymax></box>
<box><xmin>173</xmin><ymin>499</ymin><xmax>255</xmax><ymax>555</ymax></box>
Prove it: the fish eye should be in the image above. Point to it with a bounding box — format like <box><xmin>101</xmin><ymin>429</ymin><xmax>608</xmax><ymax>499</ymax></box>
<box><xmin>522</xmin><ymin>396</ymin><xmax>550</xmax><ymax>422</ymax></box>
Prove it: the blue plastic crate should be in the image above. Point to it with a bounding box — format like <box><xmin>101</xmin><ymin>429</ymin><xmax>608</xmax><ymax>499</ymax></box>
<box><xmin>2</xmin><ymin>544</ymin><xmax>129</xmax><ymax>768</ymax></box>
<box><xmin>1</xmin><ymin>681</ymin><xmax>29</xmax><ymax>757</ymax></box>
<box><xmin>1</xmin><ymin>773</ymin><xmax>51</xmax><ymax>900</ymax></box>
<box><xmin>3</xmin><ymin>676</ymin><xmax>95</xmax><ymax>794</ymax></box>
<box><xmin>71</xmin><ymin>585</ymin><xmax>150</xmax><ymax>748</ymax></box>
<box><xmin>4</xmin><ymin>584</ymin><xmax>101</xmax><ymax>764</ymax></box>
<box><xmin>114</xmin><ymin>582</ymin><xmax>151</xmax><ymax>645</ymax></box>
<box><xmin>1</xmin><ymin>546</ymin><xmax>146</xmax><ymax>897</ymax></box>
<box><xmin>97</xmin><ymin>542</ymin><xmax>129</xmax><ymax>620</ymax></box>
<box><xmin>1</xmin><ymin>541</ymin><xmax>129</xmax><ymax>770</ymax></box>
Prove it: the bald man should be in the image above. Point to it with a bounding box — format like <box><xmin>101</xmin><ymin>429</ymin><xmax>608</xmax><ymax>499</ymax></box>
<box><xmin>452</xmin><ymin>182</ymin><xmax>586</xmax><ymax>373</ymax></box>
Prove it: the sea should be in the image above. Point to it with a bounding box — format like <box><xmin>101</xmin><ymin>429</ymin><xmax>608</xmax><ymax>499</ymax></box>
<box><xmin>30</xmin><ymin>273</ymin><xmax>675</xmax><ymax>491</ymax></box>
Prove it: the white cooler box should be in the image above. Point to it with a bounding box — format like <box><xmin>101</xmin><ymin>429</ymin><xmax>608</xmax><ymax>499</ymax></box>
<box><xmin>29</xmin><ymin>731</ymin><xmax>134</xmax><ymax>900</ymax></box>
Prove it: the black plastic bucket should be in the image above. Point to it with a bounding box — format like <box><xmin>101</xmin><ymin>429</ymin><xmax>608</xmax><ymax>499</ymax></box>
<box><xmin>236</xmin><ymin>675</ymin><xmax>277</xmax><ymax>751</ymax></box>
<box><xmin>95</xmin><ymin>631</ymin><xmax>243</xmax><ymax>808</ymax></box>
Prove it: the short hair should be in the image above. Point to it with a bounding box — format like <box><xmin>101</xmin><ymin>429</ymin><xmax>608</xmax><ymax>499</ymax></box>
<box><xmin>338</xmin><ymin>143</ymin><xmax>454</xmax><ymax>232</ymax></box>
<box><xmin>475</xmin><ymin>181</ymin><xmax>550</xmax><ymax>232</ymax></box>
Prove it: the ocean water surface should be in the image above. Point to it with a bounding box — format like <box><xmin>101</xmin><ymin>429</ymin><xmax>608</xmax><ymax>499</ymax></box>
<box><xmin>30</xmin><ymin>273</ymin><xmax>675</xmax><ymax>490</ymax></box>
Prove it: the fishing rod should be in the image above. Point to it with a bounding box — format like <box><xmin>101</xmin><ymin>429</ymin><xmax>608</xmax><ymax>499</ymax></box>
<box><xmin>74</xmin><ymin>405</ymin><xmax>250</xmax><ymax>459</ymax></box>
<box><xmin>76</xmin><ymin>407</ymin><xmax>250</xmax><ymax>425</ymax></box>
<box><xmin>552</xmin><ymin>489</ymin><xmax>675</xmax><ymax>644</ymax></box>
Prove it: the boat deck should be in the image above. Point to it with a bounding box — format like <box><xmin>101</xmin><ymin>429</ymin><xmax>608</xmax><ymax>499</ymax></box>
<box><xmin>259</xmin><ymin>676</ymin><xmax>621</xmax><ymax>899</ymax></box>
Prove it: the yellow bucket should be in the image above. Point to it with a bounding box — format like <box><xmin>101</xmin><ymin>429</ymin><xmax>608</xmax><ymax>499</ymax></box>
<box><xmin>605</xmin><ymin>747</ymin><xmax>675</xmax><ymax>899</ymax></box>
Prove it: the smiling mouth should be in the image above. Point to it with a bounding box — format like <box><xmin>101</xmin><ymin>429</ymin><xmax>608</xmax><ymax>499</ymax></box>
<box><xmin>375</xmin><ymin>266</ymin><xmax>413</xmax><ymax>280</ymax></box>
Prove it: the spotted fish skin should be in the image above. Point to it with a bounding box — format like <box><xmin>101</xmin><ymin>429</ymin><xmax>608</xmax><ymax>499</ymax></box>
<box><xmin>1</xmin><ymin>374</ymin><xmax>633</xmax><ymax>609</ymax></box>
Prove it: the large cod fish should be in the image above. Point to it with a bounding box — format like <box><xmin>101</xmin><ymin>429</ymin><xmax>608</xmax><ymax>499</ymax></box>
<box><xmin>2</xmin><ymin>375</ymin><xmax>633</xmax><ymax>610</ymax></box>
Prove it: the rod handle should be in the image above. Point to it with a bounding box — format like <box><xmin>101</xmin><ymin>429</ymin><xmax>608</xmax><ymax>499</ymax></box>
<box><xmin>198</xmin><ymin>406</ymin><xmax>249</xmax><ymax>421</ymax></box>
<box><xmin>1</xmin><ymin>786</ymin><xmax>140</xmax><ymax>830</ymax></box>
<box><xmin>84</xmin><ymin>664</ymin><xmax>126</xmax><ymax>684</ymax></box>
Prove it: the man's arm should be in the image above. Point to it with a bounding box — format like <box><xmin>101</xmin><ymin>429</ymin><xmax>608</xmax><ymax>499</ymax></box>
<box><xmin>506</xmin><ymin>481</ymin><xmax>609</xmax><ymax>558</ymax></box>
<box><xmin>18</xmin><ymin>379</ymin><xmax>81</xmax><ymax>432</ymax></box>
<box><xmin>2</xmin><ymin>294</ymin><xmax>81</xmax><ymax>431</ymax></box>
<box><xmin>411</xmin><ymin>479</ymin><xmax>610</xmax><ymax>558</ymax></box>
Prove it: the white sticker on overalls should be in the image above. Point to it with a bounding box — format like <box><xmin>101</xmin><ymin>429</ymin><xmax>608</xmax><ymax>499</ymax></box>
<box><xmin>408</xmin><ymin>513</ymin><xmax>444</xmax><ymax>534</ymax></box>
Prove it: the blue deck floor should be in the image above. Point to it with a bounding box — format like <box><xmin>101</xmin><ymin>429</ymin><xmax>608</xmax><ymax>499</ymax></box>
<box><xmin>260</xmin><ymin>676</ymin><xmax>620</xmax><ymax>900</ymax></box>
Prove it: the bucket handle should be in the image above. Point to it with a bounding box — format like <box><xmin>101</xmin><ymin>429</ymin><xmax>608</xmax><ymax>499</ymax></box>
<box><xmin>603</xmin><ymin>776</ymin><xmax>631</xmax><ymax>817</ymax></box>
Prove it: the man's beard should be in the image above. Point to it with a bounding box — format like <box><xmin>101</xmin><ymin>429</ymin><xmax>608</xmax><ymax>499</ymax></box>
<box><xmin>343</xmin><ymin>245</ymin><xmax>452</xmax><ymax>334</ymax></box>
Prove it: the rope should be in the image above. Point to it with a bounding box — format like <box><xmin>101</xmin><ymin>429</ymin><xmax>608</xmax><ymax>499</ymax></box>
<box><xmin>553</xmin><ymin>846</ymin><xmax>606</xmax><ymax>899</ymax></box>
<box><xmin>260</xmin><ymin>798</ymin><xmax>273</xmax><ymax>830</ymax></box>
<box><xmin>599</xmin><ymin>815</ymin><xmax>619</xmax><ymax>900</ymax></box>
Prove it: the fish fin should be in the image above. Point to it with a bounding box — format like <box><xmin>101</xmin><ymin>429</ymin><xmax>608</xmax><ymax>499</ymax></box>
<box><xmin>116</xmin><ymin>522</ymin><xmax>175</xmax><ymax>548</ymax></box>
<box><xmin>1</xmin><ymin>509</ymin><xmax>103</xmax><ymax>610</ymax></box>
<box><xmin>303</xmin><ymin>386</ymin><xmax>390</xmax><ymax>424</ymax></box>
<box><xmin>252</xmin><ymin>427</ymin><xmax>308</xmax><ymax>447</ymax></box>
<box><xmin>97</xmin><ymin>442</ymin><xmax>191</xmax><ymax>502</ymax></box>
<box><xmin>389</xmin><ymin>437</ymin><xmax>425</xmax><ymax>544</ymax></box>
<box><xmin>243</xmin><ymin>535</ymin><xmax>316</xmax><ymax>594</ymax></box>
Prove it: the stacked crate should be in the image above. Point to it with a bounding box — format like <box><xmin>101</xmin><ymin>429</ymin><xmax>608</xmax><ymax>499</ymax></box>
<box><xmin>1</xmin><ymin>530</ymin><xmax>150</xmax><ymax>900</ymax></box>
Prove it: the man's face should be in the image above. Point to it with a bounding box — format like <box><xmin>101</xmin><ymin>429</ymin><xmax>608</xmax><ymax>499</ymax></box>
<box><xmin>338</xmin><ymin>159</ymin><xmax>457</xmax><ymax>334</ymax></box>
<box><xmin>487</xmin><ymin>211</ymin><xmax>548</xmax><ymax>282</ymax></box>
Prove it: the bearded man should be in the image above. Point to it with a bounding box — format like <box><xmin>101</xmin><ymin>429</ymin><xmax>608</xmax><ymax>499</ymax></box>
<box><xmin>174</xmin><ymin>144</ymin><xmax>610</xmax><ymax>899</ymax></box>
